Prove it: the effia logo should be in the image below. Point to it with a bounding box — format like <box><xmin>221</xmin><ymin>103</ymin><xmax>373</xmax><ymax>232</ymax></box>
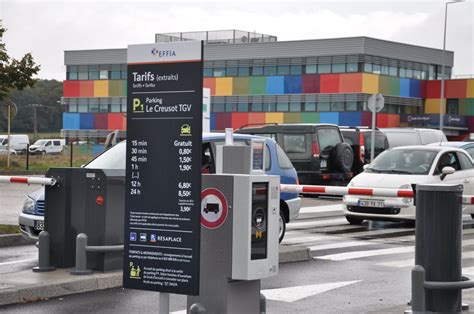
<box><xmin>151</xmin><ymin>48</ymin><xmax>177</xmax><ymax>58</ymax></box>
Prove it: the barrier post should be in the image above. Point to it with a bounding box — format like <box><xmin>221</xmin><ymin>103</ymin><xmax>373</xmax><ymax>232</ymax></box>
<box><xmin>70</xmin><ymin>233</ymin><xmax>93</xmax><ymax>275</ymax></box>
<box><xmin>32</xmin><ymin>231</ymin><xmax>55</xmax><ymax>272</ymax></box>
<box><xmin>159</xmin><ymin>293</ymin><xmax>170</xmax><ymax>314</ymax></box>
<box><xmin>415</xmin><ymin>183</ymin><xmax>463</xmax><ymax>312</ymax></box>
<box><xmin>260</xmin><ymin>292</ymin><xmax>266</xmax><ymax>314</ymax></box>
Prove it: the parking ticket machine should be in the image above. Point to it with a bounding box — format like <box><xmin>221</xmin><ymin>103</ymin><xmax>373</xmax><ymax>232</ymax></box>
<box><xmin>187</xmin><ymin>138</ymin><xmax>280</xmax><ymax>313</ymax></box>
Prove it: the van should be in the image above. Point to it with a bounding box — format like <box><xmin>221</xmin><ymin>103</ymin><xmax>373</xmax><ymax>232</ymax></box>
<box><xmin>0</xmin><ymin>134</ymin><xmax>29</xmax><ymax>153</ymax></box>
<box><xmin>380</xmin><ymin>128</ymin><xmax>447</xmax><ymax>148</ymax></box>
<box><xmin>237</xmin><ymin>124</ymin><xmax>354</xmax><ymax>185</ymax></box>
<box><xmin>29</xmin><ymin>139</ymin><xmax>65</xmax><ymax>155</ymax></box>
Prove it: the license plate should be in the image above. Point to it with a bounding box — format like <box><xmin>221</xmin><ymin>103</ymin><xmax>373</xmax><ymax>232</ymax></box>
<box><xmin>358</xmin><ymin>199</ymin><xmax>384</xmax><ymax>208</ymax></box>
<box><xmin>320</xmin><ymin>159</ymin><xmax>327</xmax><ymax>168</ymax></box>
<box><xmin>34</xmin><ymin>220</ymin><xmax>44</xmax><ymax>231</ymax></box>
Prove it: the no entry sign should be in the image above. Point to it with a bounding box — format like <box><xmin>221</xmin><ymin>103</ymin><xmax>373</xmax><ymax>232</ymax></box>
<box><xmin>123</xmin><ymin>41</ymin><xmax>203</xmax><ymax>296</ymax></box>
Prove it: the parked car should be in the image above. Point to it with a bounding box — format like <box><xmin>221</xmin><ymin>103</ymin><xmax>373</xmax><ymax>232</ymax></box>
<box><xmin>237</xmin><ymin>124</ymin><xmax>353</xmax><ymax>185</ymax></box>
<box><xmin>342</xmin><ymin>145</ymin><xmax>474</xmax><ymax>224</ymax></box>
<box><xmin>19</xmin><ymin>133</ymin><xmax>301</xmax><ymax>243</ymax></box>
<box><xmin>29</xmin><ymin>139</ymin><xmax>65</xmax><ymax>155</ymax></box>
<box><xmin>0</xmin><ymin>134</ymin><xmax>29</xmax><ymax>153</ymax></box>
<box><xmin>380</xmin><ymin>128</ymin><xmax>447</xmax><ymax>148</ymax></box>
<box><xmin>340</xmin><ymin>126</ymin><xmax>389</xmax><ymax>176</ymax></box>
<box><xmin>428</xmin><ymin>141</ymin><xmax>474</xmax><ymax>160</ymax></box>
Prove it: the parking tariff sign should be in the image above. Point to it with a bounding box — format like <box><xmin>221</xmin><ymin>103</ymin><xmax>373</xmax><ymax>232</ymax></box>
<box><xmin>124</xmin><ymin>41</ymin><xmax>203</xmax><ymax>295</ymax></box>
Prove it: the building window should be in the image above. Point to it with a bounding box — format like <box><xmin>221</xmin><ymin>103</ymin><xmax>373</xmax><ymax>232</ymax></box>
<box><xmin>78</xmin><ymin>99</ymin><xmax>88</xmax><ymax>112</ymax></box>
<box><xmin>372</xmin><ymin>64</ymin><xmax>381</xmax><ymax>74</ymax></box>
<box><xmin>99</xmin><ymin>104</ymin><xmax>109</xmax><ymax>112</ymax></box>
<box><xmin>289</xmin><ymin>102</ymin><xmax>301</xmax><ymax>112</ymax></box>
<box><xmin>304</xmin><ymin>102</ymin><xmax>316</xmax><ymax>111</ymax></box>
<box><xmin>121</xmin><ymin>71</ymin><xmax>127</xmax><ymax>80</ymax></box>
<box><xmin>69</xmin><ymin>104</ymin><xmax>77</xmax><ymax>112</ymax></box>
<box><xmin>78</xmin><ymin>72</ymin><xmax>88</xmax><ymax>80</ymax></box>
<box><xmin>121</xmin><ymin>98</ymin><xmax>127</xmax><ymax>112</ymax></box>
<box><xmin>252</xmin><ymin>102</ymin><xmax>263</xmax><ymax>112</ymax></box>
<box><xmin>317</xmin><ymin>102</ymin><xmax>330</xmax><ymax>112</ymax></box>
<box><xmin>213</xmin><ymin>103</ymin><xmax>225</xmax><ymax>112</ymax></box>
<box><xmin>305</xmin><ymin>64</ymin><xmax>317</xmax><ymax>74</ymax></box>
<box><xmin>318</xmin><ymin>64</ymin><xmax>331</xmax><ymax>74</ymax></box>
<box><xmin>111</xmin><ymin>71</ymin><xmax>121</xmax><ymax>79</ymax></box>
<box><xmin>237</xmin><ymin>103</ymin><xmax>249</xmax><ymax>112</ymax></box>
<box><xmin>346</xmin><ymin>101</ymin><xmax>357</xmax><ymax>111</ymax></box>
<box><xmin>406</xmin><ymin>69</ymin><xmax>413</xmax><ymax>78</ymax></box>
<box><xmin>332</xmin><ymin>63</ymin><xmax>345</xmax><ymax>73</ymax></box>
<box><xmin>238</xmin><ymin>67</ymin><xmax>250</xmax><ymax>76</ymax></box>
<box><xmin>252</xmin><ymin>66</ymin><xmax>264</xmax><ymax>76</ymax></box>
<box><xmin>429</xmin><ymin>65</ymin><xmax>435</xmax><ymax>80</ymax></box>
<box><xmin>276</xmin><ymin>102</ymin><xmax>288</xmax><ymax>112</ymax></box>
<box><xmin>213</xmin><ymin>68</ymin><xmax>225</xmax><ymax>77</ymax></box>
<box><xmin>89</xmin><ymin>100</ymin><xmax>99</xmax><ymax>112</ymax></box>
<box><xmin>389</xmin><ymin>67</ymin><xmax>397</xmax><ymax>77</ymax></box>
<box><xmin>290</xmin><ymin>65</ymin><xmax>302</xmax><ymax>75</ymax></box>
<box><xmin>68</xmin><ymin>72</ymin><xmax>78</xmax><ymax>80</ymax></box>
<box><xmin>264</xmin><ymin>66</ymin><xmax>277</xmax><ymax>76</ymax></box>
<box><xmin>89</xmin><ymin>71</ymin><xmax>99</xmax><ymax>80</ymax></box>
<box><xmin>111</xmin><ymin>103</ymin><xmax>121</xmax><ymax>112</ymax></box>
<box><xmin>331</xmin><ymin>102</ymin><xmax>345</xmax><ymax>112</ymax></box>
<box><xmin>413</xmin><ymin>70</ymin><xmax>422</xmax><ymax>80</ymax></box>
<box><xmin>225</xmin><ymin>103</ymin><xmax>234</xmax><ymax>112</ymax></box>
<box><xmin>381</xmin><ymin>66</ymin><xmax>389</xmax><ymax>75</ymax></box>
<box><xmin>364</xmin><ymin>63</ymin><xmax>372</xmax><ymax>73</ymax></box>
<box><xmin>203</xmin><ymin>68</ymin><xmax>213</xmax><ymax>77</ymax></box>
<box><xmin>399</xmin><ymin>68</ymin><xmax>407</xmax><ymax>78</ymax></box>
<box><xmin>263</xmin><ymin>103</ymin><xmax>276</xmax><ymax>112</ymax></box>
<box><xmin>99</xmin><ymin>70</ymin><xmax>108</xmax><ymax>80</ymax></box>
<box><xmin>447</xmin><ymin>99</ymin><xmax>458</xmax><ymax>115</ymax></box>
<box><xmin>226</xmin><ymin>67</ymin><xmax>238</xmax><ymax>76</ymax></box>
<box><xmin>347</xmin><ymin>63</ymin><xmax>358</xmax><ymax>73</ymax></box>
<box><xmin>277</xmin><ymin>65</ymin><xmax>290</xmax><ymax>75</ymax></box>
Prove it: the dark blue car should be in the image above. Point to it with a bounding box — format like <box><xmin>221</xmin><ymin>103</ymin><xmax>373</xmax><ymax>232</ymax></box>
<box><xmin>19</xmin><ymin>133</ymin><xmax>301</xmax><ymax>242</ymax></box>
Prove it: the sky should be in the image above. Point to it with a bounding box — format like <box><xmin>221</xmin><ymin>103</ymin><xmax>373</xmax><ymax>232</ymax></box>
<box><xmin>0</xmin><ymin>0</ymin><xmax>473</xmax><ymax>80</ymax></box>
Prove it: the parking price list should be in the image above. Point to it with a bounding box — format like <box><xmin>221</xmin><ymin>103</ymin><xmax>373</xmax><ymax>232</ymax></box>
<box><xmin>123</xmin><ymin>42</ymin><xmax>203</xmax><ymax>296</ymax></box>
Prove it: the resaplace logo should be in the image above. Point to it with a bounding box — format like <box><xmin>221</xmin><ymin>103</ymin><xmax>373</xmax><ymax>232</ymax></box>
<box><xmin>151</xmin><ymin>48</ymin><xmax>177</xmax><ymax>58</ymax></box>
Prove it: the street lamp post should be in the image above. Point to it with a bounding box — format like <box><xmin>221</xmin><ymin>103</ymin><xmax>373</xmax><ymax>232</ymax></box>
<box><xmin>29</xmin><ymin>103</ymin><xmax>43</xmax><ymax>140</ymax></box>
<box><xmin>440</xmin><ymin>0</ymin><xmax>464</xmax><ymax>132</ymax></box>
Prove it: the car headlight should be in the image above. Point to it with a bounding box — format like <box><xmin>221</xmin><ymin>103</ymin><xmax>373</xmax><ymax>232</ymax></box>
<box><xmin>22</xmin><ymin>197</ymin><xmax>36</xmax><ymax>214</ymax></box>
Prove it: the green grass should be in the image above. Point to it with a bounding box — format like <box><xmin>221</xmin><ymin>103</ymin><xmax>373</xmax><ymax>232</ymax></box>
<box><xmin>0</xmin><ymin>224</ymin><xmax>20</xmax><ymax>234</ymax></box>
<box><xmin>0</xmin><ymin>149</ymin><xmax>93</xmax><ymax>171</ymax></box>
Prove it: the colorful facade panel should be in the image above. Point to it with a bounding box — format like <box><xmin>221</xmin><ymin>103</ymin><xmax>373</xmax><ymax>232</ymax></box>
<box><xmin>319</xmin><ymin>74</ymin><xmax>340</xmax><ymax>93</ymax></box>
<box><xmin>233</xmin><ymin>77</ymin><xmax>249</xmax><ymax>95</ymax></box>
<box><xmin>63</xmin><ymin>113</ymin><xmax>80</xmax><ymax>130</ymax></box>
<box><xmin>284</xmin><ymin>76</ymin><xmax>302</xmax><ymax>94</ymax></box>
<box><xmin>215</xmin><ymin>77</ymin><xmax>233</xmax><ymax>96</ymax></box>
<box><xmin>266</xmin><ymin>76</ymin><xmax>285</xmax><ymax>94</ymax></box>
<box><xmin>339</xmin><ymin>73</ymin><xmax>362</xmax><ymax>93</ymax></box>
<box><xmin>361</xmin><ymin>73</ymin><xmax>379</xmax><ymax>94</ymax></box>
<box><xmin>203</xmin><ymin>78</ymin><xmax>216</xmax><ymax>96</ymax></box>
<box><xmin>249</xmin><ymin>77</ymin><xmax>266</xmax><ymax>94</ymax></box>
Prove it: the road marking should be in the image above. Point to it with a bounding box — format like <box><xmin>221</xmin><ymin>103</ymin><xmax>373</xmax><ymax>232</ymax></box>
<box><xmin>262</xmin><ymin>280</ymin><xmax>361</xmax><ymax>303</ymax></box>
<box><xmin>287</xmin><ymin>218</ymin><xmax>347</xmax><ymax>230</ymax></box>
<box><xmin>0</xmin><ymin>258</ymin><xmax>37</xmax><ymax>267</ymax></box>
<box><xmin>315</xmin><ymin>246</ymin><xmax>414</xmax><ymax>261</ymax></box>
<box><xmin>308</xmin><ymin>240</ymin><xmax>377</xmax><ymax>252</ymax></box>
<box><xmin>170</xmin><ymin>310</ymin><xmax>186</xmax><ymax>314</ymax></box>
<box><xmin>299</xmin><ymin>204</ymin><xmax>343</xmax><ymax>214</ymax></box>
<box><xmin>283</xmin><ymin>234</ymin><xmax>332</xmax><ymax>245</ymax></box>
<box><xmin>376</xmin><ymin>251</ymin><xmax>474</xmax><ymax>268</ymax></box>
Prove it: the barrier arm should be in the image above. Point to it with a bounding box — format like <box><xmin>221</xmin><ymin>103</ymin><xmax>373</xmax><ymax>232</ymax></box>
<box><xmin>0</xmin><ymin>176</ymin><xmax>56</xmax><ymax>186</ymax></box>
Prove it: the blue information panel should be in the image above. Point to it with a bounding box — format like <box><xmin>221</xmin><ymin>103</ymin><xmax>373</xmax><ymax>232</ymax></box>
<box><xmin>123</xmin><ymin>41</ymin><xmax>203</xmax><ymax>295</ymax></box>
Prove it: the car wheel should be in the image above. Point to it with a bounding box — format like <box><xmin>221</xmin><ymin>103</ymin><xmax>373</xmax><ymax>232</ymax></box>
<box><xmin>279</xmin><ymin>210</ymin><xmax>286</xmax><ymax>243</ymax></box>
<box><xmin>41</xmin><ymin>151</ymin><xmax>46</xmax><ymax>156</ymax></box>
<box><xmin>346</xmin><ymin>216</ymin><xmax>364</xmax><ymax>225</ymax></box>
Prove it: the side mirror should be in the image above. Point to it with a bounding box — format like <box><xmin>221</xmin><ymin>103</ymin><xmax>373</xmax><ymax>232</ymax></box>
<box><xmin>363</xmin><ymin>164</ymin><xmax>370</xmax><ymax>171</ymax></box>
<box><xmin>440</xmin><ymin>166</ymin><xmax>455</xmax><ymax>181</ymax></box>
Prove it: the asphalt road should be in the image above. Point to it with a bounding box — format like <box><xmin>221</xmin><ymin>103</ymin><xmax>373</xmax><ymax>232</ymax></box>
<box><xmin>0</xmin><ymin>181</ymin><xmax>41</xmax><ymax>225</ymax></box>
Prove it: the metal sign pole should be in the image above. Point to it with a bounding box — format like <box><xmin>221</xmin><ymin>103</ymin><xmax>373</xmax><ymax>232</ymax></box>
<box><xmin>7</xmin><ymin>104</ymin><xmax>11</xmax><ymax>168</ymax></box>
<box><xmin>370</xmin><ymin>107</ymin><xmax>376</xmax><ymax>163</ymax></box>
<box><xmin>159</xmin><ymin>293</ymin><xmax>170</xmax><ymax>314</ymax></box>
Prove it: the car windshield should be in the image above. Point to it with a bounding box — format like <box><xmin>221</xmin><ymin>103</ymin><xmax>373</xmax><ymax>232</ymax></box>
<box><xmin>367</xmin><ymin>149</ymin><xmax>437</xmax><ymax>175</ymax></box>
<box><xmin>86</xmin><ymin>141</ymin><xmax>126</xmax><ymax>169</ymax></box>
<box><xmin>34</xmin><ymin>140</ymin><xmax>48</xmax><ymax>145</ymax></box>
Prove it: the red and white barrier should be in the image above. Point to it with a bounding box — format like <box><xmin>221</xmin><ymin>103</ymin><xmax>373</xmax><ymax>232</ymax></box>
<box><xmin>280</xmin><ymin>184</ymin><xmax>414</xmax><ymax>198</ymax></box>
<box><xmin>462</xmin><ymin>196</ymin><xmax>474</xmax><ymax>205</ymax></box>
<box><xmin>0</xmin><ymin>176</ymin><xmax>56</xmax><ymax>186</ymax></box>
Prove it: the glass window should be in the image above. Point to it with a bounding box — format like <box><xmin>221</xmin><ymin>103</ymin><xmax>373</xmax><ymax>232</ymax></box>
<box><xmin>305</xmin><ymin>64</ymin><xmax>317</xmax><ymax>74</ymax></box>
<box><xmin>381</xmin><ymin>66</ymin><xmax>389</xmax><ymax>75</ymax></box>
<box><xmin>364</xmin><ymin>63</ymin><xmax>372</xmax><ymax>73</ymax></box>
<box><xmin>121</xmin><ymin>71</ymin><xmax>127</xmax><ymax>80</ymax></box>
<box><xmin>458</xmin><ymin>153</ymin><xmax>473</xmax><ymax>170</ymax></box>
<box><xmin>121</xmin><ymin>99</ymin><xmax>127</xmax><ymax>112</ymax></box>
<box><xmin>413</xmin><ymin>70</ymin><xmax>422</xmax><ymax>79</ymax></box>
<box><xmin>111</xmin><ymin>71</ymin><xmax>121</xmax><ymax>79</ymax></box>
<box><xmin>78</xmin><ymin>99</ymin><xmax>88</xmax><ymax>113</ymax></box>
<box><xmin>265</xmin><ymin>145</ymin><xmax>271</xmax><ymax>171</ymax></box>
<box><xmin>252</xmin><ymin>66</ymin><xmax>264</xmax><ymax>76</ymax></box>
<box><xmin>331</xmin><ymin>102</ymin><xmax>345</xmax><ymax>112</ymax></box>
<box><xmin>213</xmin><ymin>68</ymin><xmax>225</xmax><ymax>77</ymax></box>
<box><xmin>276</xmin><ymin>144</ymin><xmax>293</xmax><ymax>169</ymax></box>
<box><xmin>318</xmin><ymin>64</ymin><xmax>331</xmax><ymax>74</ymax></box>
<box><xmin>347</xmin><ymin>63</ymin><xmax>358</xmax><ymax>72</ymax></box>
<box><xmin>399</xmin><ymin>68</ymin><xmax>406</xmax><ymax>78</ymax></box>
<box><xmin>332</xmin><ymin>63</ymin><xmax>345</xmax><ymax>73</ymax></box>
<box><xmin>429</xmin><ymin>65</ymin><xmax>435</xmax><ymax>80</ymax></box>
<box><xmin>283</xmin><ymin>134</ymin><xmax>307</xmax><ymax>153</ymax></box>
<box><xmin>290</xmin><ymin>65</ymin><xmax>302</xmax><ymax>75</ymax></box>
<box><xmin>99</xmin><ymin>104</ymin><xmax>108</xmax><ymax>112</ymax></box>
<box><xmin>237</xmin><ymin>103</ymin><xmax>248</xmax><ymax>112</ymax></box>
<box><xmin>264</xmin><ymin>66</ymin><xmax>277</xmax><ymax>76</ymax></box>
<box><xmin>369</xmin><ymin>149</ymin><xmax>437</xmax><ymax>175</ymax></box>
<box><xmin>421</xmin><ymin>71</ymin><xmax>427</xmax><ymax>80</ymax></box>
<box><xmin>346</xmin><ymin>101</ymin><xmax>357</xmax><ymax>111</ymax></box>
<box><xmin>276</xmin><ymin>102</ymin><xmax>288</xmax><ymax>112</ymax></box>
<box><xmin>68</xmin><ymin>72</ymin><xmax>78</xmax><ymax>80</ymax></box>
<box><xmin>289</xmin><ymin>102</ymin><xmax>301</xmax><ymax>112</ymax></box>
<box><xmin>85</xmin><ymin>141</ymin><xmax>126</xmax><ymax>169</ymax></box>
<box><xmin>203</xmin><ymin>68</ymin><xmax>213</xmax><ymax>77</ymax></box>
<box><xmin>434</xmin><ymin>152</ymin><xmax>460</xmax><ymax>174</ymax></box>
<box><xmin>372</xmin><ymin>64</ymin><xmax>381</xmax><ymax>74</ymax></box>
<box><xmin>406</xmin><ymin>69</ymin><xmax>413</xmax><ymax>78</ymax></box>
<box><xmin>465</xmin><ymin>148</ymin><xmax>474</xmax><ymax>160</ymax></box>
<box><xmin>69</xmin><ymin>104</ymin><xmax>77</xmax><ymax>112</ymax></box>
<box><xmin>111</xmin><ymin>103</ymin><xmax>121</xmax><ymax>112</ymax></box>
<box><xmin>213</xmin><ymin>103</ymin><xmax>225</xmax><ymax>112</ymax></box>
<box><xmin>252</xmin><ymin>102</ymin><xmax>263</xmax><ymax>112</ymax></box>
<box><xmin>99</xmin><ymin>70</ymin><xmax>108</xmax><ymax>80</ymax></box>
<box><xmin>225</xmin><ymin>103</ymin><xmax>234</xmax><ymax>112</ymax></box>
<box><xmin>263</xmin><ymin>103</ymin><xmax>276</xmax><ymax>112</ymax></box>
<box><xmin>226</xmin><ymin>67</ymin><xmax>238</xmax><ymax>76</ymax></box>
<box><xmin>304</xmin><ymin>102</ymin><xmax>316</xmax><ymax>111</ymax></box>
<box><xmin>277</xmin><ymin>66</ymin><xmax>290</xmax><ymax>75</ymax></box>
<box><xmin>88</xmin><ymin>71</ymin><xmax>99</xmax><ymax>80</ymax></box>
<box><xmin>238</xmin><ymin>67</ymin><xmax>250</xmax><ymax>77</ymax></box>
<box><xmin>317</xmin><ymin>102</ymin><xmax>330</xmax><ymax>111</ymax></box>
<box><xmin>89</xmin><ymin>100</ymin><xmax>99</xmax><ymax>112</ymax></box>
<box><xmin>78</xmin><ymin>72</ymin><xmax>88</xmax><ymax>80</ymax></box>
<box><xmin>317</xmin><ymin>128</ymin><xmax>342</xmax><ymax>152</ymax></box>
<box><xmin>389</xmin><ymin>67</ymin><xmax>397</xmax><ymax>77</ymax></box>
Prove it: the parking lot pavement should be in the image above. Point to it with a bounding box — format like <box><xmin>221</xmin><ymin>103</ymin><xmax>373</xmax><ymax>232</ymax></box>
<box><xmin>0</xmin><ymin>182</ymin><xmax>40</xmax><ymax>225</ymax></box>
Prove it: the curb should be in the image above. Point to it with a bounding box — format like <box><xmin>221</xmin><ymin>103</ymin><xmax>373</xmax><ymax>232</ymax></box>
<box><xmin>0</xmin><ymin>246</ymin><xmax>311</xmax><ymax>306</ymax></box>
<box><xmin>0</xmin><ymin>234</ymin><xmax>35</xmax><ymax>248</ymax></box>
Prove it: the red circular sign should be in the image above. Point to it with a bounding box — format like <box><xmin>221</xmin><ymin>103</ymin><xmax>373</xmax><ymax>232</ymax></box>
<box><xmin>201</xmin><ymin>188</ymin><xmax>228</xmax><ymax>229</ymax></box>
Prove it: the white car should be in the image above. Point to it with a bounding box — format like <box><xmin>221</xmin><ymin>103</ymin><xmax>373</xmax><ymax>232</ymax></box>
<box><xmin>343</xmin><ymin>145</ymin><xmax>474</xmax><ymax>223</ymax></box>
<box><xmin>28</xmin><ymin>139</ymin><xmax>65</xmax><ymax>155</ymax></box>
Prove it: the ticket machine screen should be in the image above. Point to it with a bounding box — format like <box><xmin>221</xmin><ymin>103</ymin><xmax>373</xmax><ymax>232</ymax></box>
<box><xmin>251</xmin><ymin>182</ymin><xmax>268</xmax><ymax>260</ymax></box>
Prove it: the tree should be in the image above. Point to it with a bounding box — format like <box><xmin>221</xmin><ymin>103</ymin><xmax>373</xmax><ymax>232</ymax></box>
<box><xmin>0</xmin><ymin>24</ymin><xmax>41</xmax><ymax>101</ymax></box>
